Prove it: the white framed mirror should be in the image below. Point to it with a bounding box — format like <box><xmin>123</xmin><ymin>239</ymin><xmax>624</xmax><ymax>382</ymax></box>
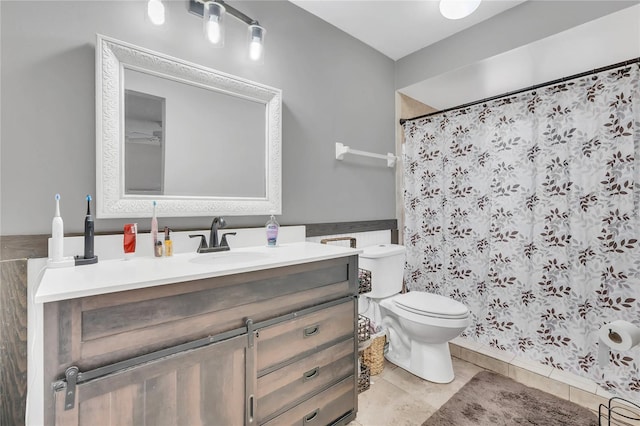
<box><xmin>96</xmin><ymin>34</ymin><xmax>282</xmax><ymax>218</ymax></box>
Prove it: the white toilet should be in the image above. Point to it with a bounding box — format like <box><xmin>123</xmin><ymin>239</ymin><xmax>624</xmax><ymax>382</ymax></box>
<box><xmin>359</xmin><ymin>244</ymin><xmax>470</xmax><ymax>384</ymax></box>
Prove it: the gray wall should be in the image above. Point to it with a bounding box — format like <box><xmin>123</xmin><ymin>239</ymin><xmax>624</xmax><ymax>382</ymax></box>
<box><xmin>0</xmin><ymin>0</ymin><xmax>396</xmax><ymax>235</ymax></box>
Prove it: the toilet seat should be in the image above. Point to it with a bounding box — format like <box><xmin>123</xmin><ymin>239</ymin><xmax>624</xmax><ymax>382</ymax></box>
<box><xmin>393</xmin><ymin>292</ymin><xmax>469</xmax><ymax>320</ymax></box>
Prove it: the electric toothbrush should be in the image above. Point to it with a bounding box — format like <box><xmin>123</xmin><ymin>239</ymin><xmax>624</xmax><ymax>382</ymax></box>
<box><xmin>51</xmin><ymin>194</ymin><xmax>64</xmax><ymax>262</ymax></box>
<box><xmin>151</xmin><ymin>200</ymin><xmax>158</xmax><ymax>247</ymax></box>
<box><xmin>47</xmin><ymin>193</ymin><xmax>74</xmax><ymax>268</ymax></box>
<box><xmin>75</xmin><ymin>194</ymin><xmax>98</xmax><ymax>265</ymax></box>
<box><xmin>84</xmin><ymin>194</ymin><xmax>94</xmax><ymax>259</ymax></box>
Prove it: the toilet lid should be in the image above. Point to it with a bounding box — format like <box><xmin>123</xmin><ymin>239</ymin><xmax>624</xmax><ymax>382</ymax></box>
<box><xmin>393</xmin><ymin>292</ymin><xmax>469</xmax><ymax>319</ymax></box>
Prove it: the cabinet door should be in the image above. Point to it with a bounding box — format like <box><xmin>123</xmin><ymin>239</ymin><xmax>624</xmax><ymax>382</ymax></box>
<box><xmin>54</xmin><ymin>335</ymin><xmax>247</xmax><ymax>426</ymax></box>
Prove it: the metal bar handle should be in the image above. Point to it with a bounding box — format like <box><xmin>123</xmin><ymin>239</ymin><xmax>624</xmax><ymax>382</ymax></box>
<box><xmin>320</xmin><ymin>236</ymin><xmax>357</xmax><ymax>249</ymax></box>
<box><xmin>247</xmin><ymin>394</ymin><xmax>255</xmax><ymax>424</ymax></box>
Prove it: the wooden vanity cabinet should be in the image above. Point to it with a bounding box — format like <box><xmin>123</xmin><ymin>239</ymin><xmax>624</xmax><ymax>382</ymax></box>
<box><xmin>44</xmin><ymin>255</ymin><xmax>359</xmax><ymax>426</ymax></box>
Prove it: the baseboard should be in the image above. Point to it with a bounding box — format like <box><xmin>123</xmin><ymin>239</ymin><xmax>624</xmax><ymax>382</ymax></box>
<box><xmin>448</xmin><ymin>337</ymin><xmax>631</xmax><ymax>414</ymax></box>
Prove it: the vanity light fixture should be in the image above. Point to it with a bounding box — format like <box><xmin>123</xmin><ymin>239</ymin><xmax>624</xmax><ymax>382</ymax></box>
<box><xmin>189</xmin><ymin>0</ymin><xmax>266</xmax><ymax>62</ymax></box>
<box><xmin>147</xmin><ymin>0</ymin><xmax>165</xmax><ymax>26</ymax></box>
<box><xmin>439</xmin><ymin>0</ymin><xmax>482</xmax><ymax>20</ymax></box>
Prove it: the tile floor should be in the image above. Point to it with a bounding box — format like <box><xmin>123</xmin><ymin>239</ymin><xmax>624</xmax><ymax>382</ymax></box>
<box><xmin>350</xmin><ymin>357</ymin><xmax>485</xmax><ymax>426</ymax></box>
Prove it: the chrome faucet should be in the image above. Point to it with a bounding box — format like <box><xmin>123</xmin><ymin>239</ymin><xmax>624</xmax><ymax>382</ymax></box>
<box><xmin>209</xmin><ymin>216</ymin><xmax>225</xmax><ymax>249</ymax></box>
<box><xmin>190</xmin><ymin>217</ymin><xmax>236</xmax><ymax>253</ymax></box>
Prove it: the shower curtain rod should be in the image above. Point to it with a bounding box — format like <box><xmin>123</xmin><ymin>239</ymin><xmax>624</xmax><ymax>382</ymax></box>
<box><xmin>399</xmin><ymin>57</ymin><xmax>640</xmax><ymax>125</ymax></box>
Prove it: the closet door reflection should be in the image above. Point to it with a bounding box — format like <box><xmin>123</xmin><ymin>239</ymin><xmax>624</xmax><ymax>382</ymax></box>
<box><xmin>125</xmin><ymin>90</ymin><xmax>165</xmax><ymax>195</ymax></box>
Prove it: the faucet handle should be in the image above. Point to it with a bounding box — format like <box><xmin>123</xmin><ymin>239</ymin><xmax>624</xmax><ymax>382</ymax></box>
<box><xmin>220</xmin><ymin>232</ymin><xmax>236</xmax><ymax>248</ymax></box>
<box><xmin>189</xmin><ymin>234</ymin><xmax>208</xmax><ymax>252</ymax></box>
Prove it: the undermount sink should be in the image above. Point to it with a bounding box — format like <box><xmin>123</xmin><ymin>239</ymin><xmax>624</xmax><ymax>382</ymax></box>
<box><xmin>188</xmin><ymin>250</ymin><xmax>274</xmax><ymax>265</ymax></box>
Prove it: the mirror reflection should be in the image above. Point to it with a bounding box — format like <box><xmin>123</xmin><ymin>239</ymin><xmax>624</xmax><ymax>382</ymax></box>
<box><xmin>123</xmin><ymin>68</ymin><xmax>266</xmax><ymax>198</ymax></box>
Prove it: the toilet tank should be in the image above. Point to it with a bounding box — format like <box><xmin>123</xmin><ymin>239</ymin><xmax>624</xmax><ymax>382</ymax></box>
<box><xmin>358</xmin><ymin>244</ymin><xmax>406</xmax><ymax>298</ymax></box>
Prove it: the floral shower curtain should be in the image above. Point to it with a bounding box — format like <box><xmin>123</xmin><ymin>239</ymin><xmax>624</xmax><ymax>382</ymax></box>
<box><xmin>402</xmin><ymin>63</ymin><xmax>640</xmax><ymax>401</ymax></box>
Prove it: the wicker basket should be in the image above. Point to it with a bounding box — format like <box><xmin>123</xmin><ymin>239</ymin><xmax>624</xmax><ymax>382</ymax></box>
<box><xmin>357</xmin><ymin>362</ymin><xmax>371</xmax><ymax>393</ymax></box>
<box><xmin>362</xmin><ymin>334</ymin><xmax>386</xmax><ymax>375</ymax></box>
<box><xmin>358</xmin><ymin>268</ymin><xmax>372</xmax><ymax>294</ymax></box>
<box><xmin>357</xmin><ymin>315</ymin><xmax>371</xmax><ymax>343</ymax></box>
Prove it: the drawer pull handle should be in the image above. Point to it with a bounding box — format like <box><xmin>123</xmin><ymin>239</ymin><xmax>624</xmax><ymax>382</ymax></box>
<box><xmin>247</xmin><ymin>394</ymin><xmax>255</xmax><ymax>424</ymax></box>
<box><xmin>303</xmin><ymin>409</ymin><xmax>319</xmax><ymax>423</ymax></box>
<box><xmin>303</xmin><ymin>325</ymin><xmax>320</xmax><ymax>338</ymax></box>
<box><xmin>303</xmin><ymin>366</ymin><xmax>320</xmax><ymax>381</ymax></box>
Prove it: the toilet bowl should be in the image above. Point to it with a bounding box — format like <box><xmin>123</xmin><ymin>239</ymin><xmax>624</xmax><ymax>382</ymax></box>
<box><xmin>359</xmin><ymin>244</ymin><xmax>470</xmax><ymax>384</ymax></box>
<box><xmin>379</xmin><ymin>292</ymin><xmax>469</xmax><ymax>383</ymax></box>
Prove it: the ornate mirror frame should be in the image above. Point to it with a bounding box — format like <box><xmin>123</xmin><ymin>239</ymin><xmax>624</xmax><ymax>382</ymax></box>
<box><xmin>96</xmin><ymin>34</ymin><xmax>282</xmax><ymax>218</ymax></box>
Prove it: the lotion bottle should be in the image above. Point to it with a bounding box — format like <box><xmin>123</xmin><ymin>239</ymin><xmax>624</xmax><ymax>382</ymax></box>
<box><xmin>265</xmin><ymin>214</ymin><xmax>279</xmax><ymax>247</ymax></box>
<box><xmin>164</xmin><ymin>227</ymin><xmax>173</xmax><ymax>256</ymax></box>
<box><xmin>51</xmin><ymin>194</ymin><xmax>64</xmax><ymax>262</ymax></box>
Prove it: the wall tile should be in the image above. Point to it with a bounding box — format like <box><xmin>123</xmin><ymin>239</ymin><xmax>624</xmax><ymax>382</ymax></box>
<box><xmin>508</xmin><ymin>365</ymin><xmax>570</xmax><ymax>400</ymax></box>
<box><xmin>458</xmin><ymin>347</ymin><xmax>509</xmax><ymax>376</ymax></box>
<box><xmin>550</xmin><ymin>368</ymin><xmax>599</xmax><ymax>394</ymax></box>
<box><xmin>475</xmin><ymin>344</ymin><xmax>516</xmax><ymax>364</ymax></box>
<box><xmin>511</xmin><ymin>355</ymin><xmax>554</xmax><ymax>377</ymax></box>
<box><xmin>448</xmin><ymin>342</ymin><xmax>461</xmax><ymax>358</ymax></box>
<box><xmin>569</xmin><ymin>387</ymin><xmax>611</xmax><ymax>413</ymax></box>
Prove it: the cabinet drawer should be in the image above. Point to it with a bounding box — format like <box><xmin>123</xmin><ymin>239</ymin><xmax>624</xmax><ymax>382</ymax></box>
<box><xmin>257</xmin><ymin>300</ymin><xmax>355</xmax><ymax>372</ymax></box>
<box><xmin>261</xmin><ymin>375</ymin><xmax>355</xmax><ymax>426</ymax></box>
<box><xmin>257</xmin><ymin>338</ymin><xmax>355</xmax><ymax>422</ymax></box>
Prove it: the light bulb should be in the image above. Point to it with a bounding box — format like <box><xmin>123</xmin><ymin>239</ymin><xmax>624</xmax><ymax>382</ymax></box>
<box><xmin>206</xmin><ymin>20</ymin><xmax>222</xmax><ymax>45</ymax></box>
<box><xmin>249</xmin><ymin>39</ymin><xmax>263</xmax><ymax>62</ymax></box>
<box><xmin>147</xmin><ymin>0</ymin><xmax>165</xmax><ymax>26</ymax></box>
<box><xmin>439</xmin><ymin>0</ymin><xmax>481</xmax><ymax>20</ymax></box>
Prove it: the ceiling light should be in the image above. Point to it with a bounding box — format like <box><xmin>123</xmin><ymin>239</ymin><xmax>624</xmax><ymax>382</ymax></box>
<box><xmin>147</xmin><ymin>0</ymin><xmax>165</xmax><ymax>26</ymax></box>
<box><xmin>439</xmin><ymin>0</ymin><xmax>482</xmax><ymax>20</ymax></box>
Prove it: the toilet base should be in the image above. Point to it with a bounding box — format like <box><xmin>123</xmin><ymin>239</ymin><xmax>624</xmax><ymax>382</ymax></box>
<box><xmin>385</xmin><ymin>341</ymin><xmax>455</xmax><ymax>384</ymax></box>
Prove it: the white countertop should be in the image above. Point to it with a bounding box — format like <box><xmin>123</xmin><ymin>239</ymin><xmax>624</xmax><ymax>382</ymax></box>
<box><xmin>35</xmin><ymin>242</ymin><xmax>360</xmax><ymax>304</ymax></box>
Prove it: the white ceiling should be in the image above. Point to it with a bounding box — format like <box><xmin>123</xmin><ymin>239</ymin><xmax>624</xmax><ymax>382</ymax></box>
<box><xmin>288</xmin><ymin>1</ymin><xmax>639</xmax><ymax>111</ymax></box>
<box><xmin>289</xmin><ymin>0</ymin><xmax>526</xmax><ymax>61</ymax></box>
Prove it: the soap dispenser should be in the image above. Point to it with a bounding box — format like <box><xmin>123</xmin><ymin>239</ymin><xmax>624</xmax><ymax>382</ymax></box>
<box><xmin>265</xmin><ymin>214</ymin><xmax>279</xmax><ymax>247</ymax></box>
